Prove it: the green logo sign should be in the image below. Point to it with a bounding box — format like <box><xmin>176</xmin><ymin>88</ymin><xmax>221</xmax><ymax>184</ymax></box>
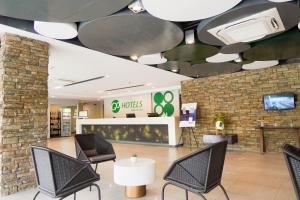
<box><xmin>154</xmin><ymin>91</ymin><xmax>175</xmax><ymax>117</ymax></box>
<box><xmin>112</xmin><ymin>100</ymin><xmax>120</xmax><ymax>113</ymax></box>
<box><xmin>112</xmin><ymin>99</ymin><xmax>143</xmax><ymax>113</ymax></box>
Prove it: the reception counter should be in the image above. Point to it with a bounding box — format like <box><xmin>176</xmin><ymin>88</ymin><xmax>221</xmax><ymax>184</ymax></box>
<box><xmin>76</xmin><ymin>117</ymin><xmax>181</xmax><ymax>146</ymax></box>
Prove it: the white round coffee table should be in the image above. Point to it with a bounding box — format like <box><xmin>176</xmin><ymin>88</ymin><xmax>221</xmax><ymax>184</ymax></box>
<box><xmin>114</xmin><ymin>158</ymin><xmax>156</xmax><ymax>198</ymax></box>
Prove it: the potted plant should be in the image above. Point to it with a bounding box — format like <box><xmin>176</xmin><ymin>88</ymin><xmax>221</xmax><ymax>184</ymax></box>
<box><xmin>130</xmin><ymin>153</ymin><xmax>138</xmax><ymax>163</ymax></box>
<box><xmin>212</xmin><ymin>112</ymin><xmax>225</xmax><ymax>135</ymax></box>
<box><xmin>203</xmin><ymin>113</ymin><xmax>238</xmax><ymax>144</ymax></box>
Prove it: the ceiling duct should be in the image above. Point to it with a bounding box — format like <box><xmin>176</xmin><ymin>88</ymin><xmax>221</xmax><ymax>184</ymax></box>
<box><xmin>207</xmin><ymin>8</ymin><xmax>285</xmax><ymax>45</ymax></box>
<box><xmin>105</xmin><ymin>84</ymin><xmax>145</xmax><ymax>92</ymax></box>
<box><xmin>64</xmin><ymin>76</ymin><xmax>105</xmax><ymax>87</ymax></box>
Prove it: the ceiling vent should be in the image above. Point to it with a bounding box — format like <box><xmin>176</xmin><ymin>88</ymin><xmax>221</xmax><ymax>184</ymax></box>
<box><xmin>207</xmin><ymin>8</ymin><xmax>285</xmax><ymax>45</ymax></box>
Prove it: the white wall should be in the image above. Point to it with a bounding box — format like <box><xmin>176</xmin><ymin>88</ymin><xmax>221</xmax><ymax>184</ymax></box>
<box><xmin>104</xmin><ymin>94</ymin><xmax>152</xmax><ymax>118</ymax></box>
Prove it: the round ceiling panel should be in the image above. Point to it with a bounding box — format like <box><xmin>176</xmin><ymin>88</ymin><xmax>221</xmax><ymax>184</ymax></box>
<box><xmin>197</xmin><ymin>0</ymin><xmax>300</xmax><ymax>46</ymax></box>
<box><xmin>34</xmin><ymin>21</ymin><xmax>77</xmax><ymax>39</ymax></box>
<box><xmin>78</xmin><ymin>11</ymin><xmax>184</xmax><ymax>56</ymax></box>
<box><xmin>206</xmin><ymin>53</ymin><xmax>240</xmax><ymax>63</ymax></box>
<box><xmin>141</xmin><ymin>0</ymin><xmax>242</xmax><ymax>22</ymax></box>
<box><xmin>242</xmin><ymin>60</ymin><xmax>279</xmax><ymax>70</ymax></box>
<box><xmin>163</xmin><ymin>43</ymin><xmax>219</xmax><ymax>62</ymax></box>
<box><xmin>243</xmin><ymin>30</ymin><xmax>300</xmax><ymax>61</ymax></box>
<box><xmin>182</xmin><ymin>62</ymin><xmax>242</xmax><ymax>78</ymax></box>
<box><xmin>0</xmin><ymin>0</ymin><xmax>132</xmax><ymax>22</ymax></box>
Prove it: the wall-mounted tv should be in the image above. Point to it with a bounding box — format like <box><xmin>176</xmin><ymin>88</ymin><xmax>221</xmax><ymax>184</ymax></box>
<box><xmin>263</xmin><ymin>93</ymin><xmax>296</xmax><ymax>110</ymax></box>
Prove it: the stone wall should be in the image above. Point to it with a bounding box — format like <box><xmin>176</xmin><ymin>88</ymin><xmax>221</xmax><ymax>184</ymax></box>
<box><xmin>181</xmin><ymin>64</ymin><xmax>300</xmax><ymax>152</ymax></box>
<box><xmin>0</xmin><ymin>33</ymin><xmax>49</xmax><ymax>195</ymax></box>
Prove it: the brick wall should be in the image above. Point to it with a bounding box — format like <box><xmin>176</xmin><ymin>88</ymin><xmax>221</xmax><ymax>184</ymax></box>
<box><xmin>0</xmin><ymin>33</ymin><xmax>49</xmax><ymax>195</ymax></box>
<box><xmin>181</xmin><ymin>64</ymin><xmax>300</xmax><ymax>152</ymax></box>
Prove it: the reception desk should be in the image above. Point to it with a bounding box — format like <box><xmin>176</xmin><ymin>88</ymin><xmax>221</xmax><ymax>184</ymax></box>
<box><xmin>76</xmin><ymin>117</ymin><xmax>181</xmax><ymax>146</ymax></box>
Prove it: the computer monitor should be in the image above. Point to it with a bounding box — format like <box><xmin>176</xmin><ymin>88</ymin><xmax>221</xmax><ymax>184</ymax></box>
<box><xmin>126</xmin><ymin>113</ymin><xmax>136</xmax><ymax>118</ymax></box>
<box><xmin>147</xmin><ymin>113</ymin><xmax>159</xmax><ymax>117</ymax></box>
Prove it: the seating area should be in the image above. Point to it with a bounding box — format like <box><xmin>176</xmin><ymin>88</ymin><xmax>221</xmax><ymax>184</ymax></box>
<box><xmin>1</xmin><ymin>137</ymin><xmax>296</xmax><ymax>200</ymax></box>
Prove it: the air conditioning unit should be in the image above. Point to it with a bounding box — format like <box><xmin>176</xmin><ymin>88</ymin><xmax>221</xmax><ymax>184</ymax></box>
<box><xmin>207</xmin><ymin>8</ymin><xmax>285</xmax><ymax>45</ymax></box>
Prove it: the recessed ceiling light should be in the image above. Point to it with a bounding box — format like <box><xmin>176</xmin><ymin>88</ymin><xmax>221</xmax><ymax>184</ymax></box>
<box><xmin>145</xmin><ymin>83</ymin><xmax>153</xmax><ymax>86</ymax></box>
<box><xmin>51</xmin><ymin>96</ymin><xmax>55</xmax><ymax>98</ymax></box>
<box><xmin>53</xmin><ymin>86</ymin><xmax>63</xmax><ymax>89</ymax></box>
<box><xmin>171</xmin><ymin>68</ymin><xmax>179</xmax><ymax>72</ymax></box>
<box><xmin>185</xmin><ymin>30</ymin><xmax>195</xmax><ymax>45</ymax></box>
<box><xmin>128</xmin><ymin>0</ymin><xmax>145</xmax><ymax>13</ymax></box>
<box><xmin>105</xmin><ymin>75</ymin><xmax>110</xmax><ymax>78</ymax></box>
<box><xmin>234</xmin><ymin>56</ymin><xmax>243</xmax><ymax>63</ymax></box>
<box><xmin>34</xmin><ymin>21</ymin><xmax>78</xmax><ymax>39</ymax></box>
<box><xmin>130</xmin><ymin>55</ymin><xmax>139</xmax><ymax>61</ymax></box>
<box><xmin>298</xmin><ymin>22</ymin><xmax>300</xmax><ymax>30</ymax></box>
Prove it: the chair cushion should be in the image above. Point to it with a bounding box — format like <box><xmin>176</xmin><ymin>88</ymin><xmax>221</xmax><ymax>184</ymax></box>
<box><xmin>84</xmin><ymin>149</ymin><xmax>97</xmax><ymax>157</ymax></box>
<box><xmin>89</xmin><ymin>154</ymin><xmax>116</xmax><ymax>163</ymax></box>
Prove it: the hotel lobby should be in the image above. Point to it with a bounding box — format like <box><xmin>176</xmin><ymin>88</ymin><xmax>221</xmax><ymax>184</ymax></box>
<box><xmin>0</xmin><ymin>0</ymin><xmax>300</xmax><ymax>200</ymax></box>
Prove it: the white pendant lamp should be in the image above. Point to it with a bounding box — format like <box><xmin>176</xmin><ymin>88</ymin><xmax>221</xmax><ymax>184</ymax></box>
<box><xmin>34</xmin><ymin>21</ymin><xmax>78</xmax><ymax>39</ymax></box>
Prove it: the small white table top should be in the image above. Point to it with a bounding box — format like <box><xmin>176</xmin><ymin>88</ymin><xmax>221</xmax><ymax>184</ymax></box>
<box><xmin>114</xmin><ymin>158</ymin><xmax>156</xmax><ymax>186</ymax></box>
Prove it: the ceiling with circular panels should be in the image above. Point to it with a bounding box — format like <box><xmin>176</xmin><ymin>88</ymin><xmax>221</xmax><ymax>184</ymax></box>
<box><xmin>0</xmin><ymin>0</ymin><xmax>299</xmax><ymax>79</ymax></box>
<box><xmin>78</xmin><ymin>11</ymin><xmax>184</xmax><ymax>57</ymax></box>
<box><xmin>197</xmin><ymin>0</ymin><xmax>300</xmax><ymax>46</ymax></box>
<box><xmin>243</xmin><ymin>30</ymin><xmax>300</xmax><ymax>61</ymax></box>
<box><xmin>163</xmin><ymin>43</ymin><xmax>219</xmax><ymax>62</ymax></box>
<box><xmin>220</xmin><ymin>43</ymin><xmax>251</xmax><ymax>54</ymax></box>
<box><xmin>183</xmin><ymin>62</ymin><xmax>242</xmax><ymax>78</ymax></box>
<box><xmin>0</xmin><ymin>0</ymin><xmax>132</xmax><ymax>22</ymax></box>
<box><xmin>141</xmin><ymin>0</ymin><xmax>242</xmax><ymax>22</ymax></box>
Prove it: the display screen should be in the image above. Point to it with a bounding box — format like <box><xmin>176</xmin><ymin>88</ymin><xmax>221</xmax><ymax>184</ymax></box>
<box><xmin>263</xmin><ymin>93</ymin><xmax>296</xmax><ymax>110</ymax></box>
<box><xmin>79</xmin><ymin>111</ymin><xmax>88</xmax><ymax>117</ymax></box>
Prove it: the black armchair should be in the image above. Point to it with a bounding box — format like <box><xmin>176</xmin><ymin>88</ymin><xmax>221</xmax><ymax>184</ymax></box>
<box><xmin>282</xmin><ymin>144</ymin><xmax>300</xmax><ymax>200</ymax></box>
<box><xmin>162</xmin><ymin>140</ymin><xmax>229</xmax><ymax>200</ymax></box>
<box><xmin>75</xmin><ymin>133</ymin><xmax>116</xmax><ymax>171</ymax></box>
<box><xmin>30</xmin><ymin>146</ymin><xmax>101</xmax><ymax>200</ymax></box>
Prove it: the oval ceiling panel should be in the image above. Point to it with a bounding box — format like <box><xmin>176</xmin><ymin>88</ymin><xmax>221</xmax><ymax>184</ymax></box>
<box><xmin>142</xmin><ymin>0</ymin><xmax>242</xmax><ymax>22</ymax></box>
<box><xmin>78</xmin><ymin>11</ymin><xmax>184</xmax><ymax>56</ymax></box>
<box><xmin>181</xmin><ymin>62</ymin><xmax>241</xmax><ymax>78</ymax></box>
<box><xmin>242</xmin><ymin>60</ymin><xmax>279</xmax><ymax>70</ymax></box>
<box><xmin>197</xmin><ymin>0</ymin><xmax>300</xmax><ymax>46</ymax></box>
<box><xmin>0</xmin><ymin>0</ymin><xmax>132</xmax><ymax>22</ymax></box>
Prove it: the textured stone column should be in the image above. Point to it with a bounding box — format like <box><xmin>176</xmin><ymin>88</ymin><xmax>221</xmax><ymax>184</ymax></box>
<box><xmin>0</xmin><ymin>33</ymin><xmax>49</xmax><ymax>196</ymax></box>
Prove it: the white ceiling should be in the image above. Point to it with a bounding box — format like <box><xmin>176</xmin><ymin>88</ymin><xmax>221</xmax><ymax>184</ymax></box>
<box><xmin>0</xmin><ymin>24</ymin><xmax>192</xmax><ymax>100</ymax></box>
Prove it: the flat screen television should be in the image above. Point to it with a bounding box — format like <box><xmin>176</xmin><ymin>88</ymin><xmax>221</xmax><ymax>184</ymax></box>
<box><xmin>263</xmin><ymin>93</ymin><xmax>296</xmax><ymax>110</ymax></box>
<box><xmin>126</xmin><ymin>113</ymin><xmax>136</xmax><ymax>118</ymax></box>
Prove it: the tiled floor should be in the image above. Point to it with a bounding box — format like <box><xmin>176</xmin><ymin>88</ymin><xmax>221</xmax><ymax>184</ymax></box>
<box><xmin>2</xmin><ymin>137</ymin><xmax>296</xmax><ymax>200</ymax></box>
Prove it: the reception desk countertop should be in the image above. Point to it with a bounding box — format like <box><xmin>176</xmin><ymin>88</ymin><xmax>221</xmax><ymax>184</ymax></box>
<box><xmin>76</xmin><ymin>117</ymin><xmax>181</xmax><ymax>146</ymax></box>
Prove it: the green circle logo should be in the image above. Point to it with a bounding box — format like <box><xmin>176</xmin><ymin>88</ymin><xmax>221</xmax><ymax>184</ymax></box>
<box><xmin>163</xmin><ymin>103</ymin><xmax>174</xmax><ymax>116</ymax></box>
<box><xmin>112</xmin><ymin>100</ymin><xmax>120</xmax><ymax>113</ymax></box>
<box><xmin>164</xmin><ymin>91</ymin><xmax>174</xmax><ymax>103</ymax></box>
<box><xmin>154</xmin><ymin>92</ymin><xmax>164</xmax><ymax>104</ymax></box>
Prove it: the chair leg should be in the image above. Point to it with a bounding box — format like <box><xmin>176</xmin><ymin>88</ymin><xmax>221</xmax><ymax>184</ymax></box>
<box><xmin>219</xmin><ymin>184</ymin><xmax>230</xmax><ymax>200</ymax></box>
<box><xmin>198</xmin><ymin>193</ymin><xmax>208</xmax><ymax>200</ymax></box>
<box><xmin>185</xmin><ymin>190</ymin><xmax>188</xmax><ymax>200</ymax></box>
<box><xmin>92</xmin><ymin>183</ymin><xmax>101</xmax><ymax>200</ymax></box>
<box><xmin>74</xmin><ymin>192</ymin><xmax>76</xmax><ymax>200</ymax></box>
<box><xmin>33</xmin><ymin>191</ymin><xmax>40</xmax><ymax>200</ymax></box>
<box><xmin>95</xmin><ymin>163</ymin><xmax>98</xmax><ymax>172</ymax></box>
<box><xmin>161</xmin><ymin>182</ymin><xmax>171</xmax><ymax>200</ymax></box>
